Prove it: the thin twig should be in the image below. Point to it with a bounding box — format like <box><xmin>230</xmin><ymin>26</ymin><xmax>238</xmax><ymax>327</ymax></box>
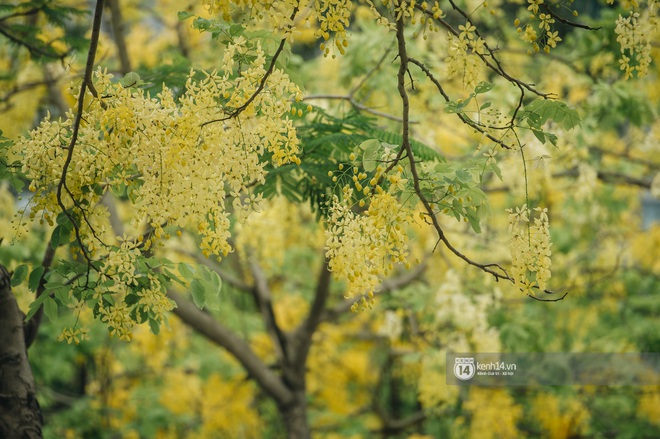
<box><xmin>56</xmin><ymin>0</ymin><xmax>105</xmax><ymax>268</ymax></box>
<box><xmin>542</xmin><ymin>4</ymin><xmax>601</xmax><ymax>31</ymax></box>
<box><xmin>200</xmin><ymin>6</ymin><xmax>299</xmax><ymax>128</ymax></box>
<box><xmin>0</xmin><ymin>24</ymin><xmax>68</xmax><ymax>59</ymax></box>
<box><xmin>415</xmin><ymin>4</ymin><xmax>550</xmax><ymax>99</ymax></box>
<box><xmin>0</xmin><ymin>7</ymin><xmax>40</xmax><ymax>23</ymax></box>
<box><xmin>303</xmin><ymin>94</ymin><xmax>410</xmax><ymax>122</ymax></box>
<box><xmin>396</xmin><ymin>5</ymin><xmax>564</xmax><ymax>301</ymax></box>
<box><xmin>408</xmin><ymin>57</ymin><xmax>513</xmax><ymax>149</ymax></box>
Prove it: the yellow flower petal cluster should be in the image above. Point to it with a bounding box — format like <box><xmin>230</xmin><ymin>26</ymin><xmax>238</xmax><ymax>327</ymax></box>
<box><xmin>13</xmin><ymin>36</ymin><xmax>302</xmax><ymax>335</ymax></box>
<box><xmin>317</xmin><ymin>0</ymin><xmax>353</xmax><ymax>56</ymax></box>
<box><xmin>445</xmin><ymin>22</ymin><xmax>485</xmax><ymax>89</ymax></box>
<box><xmin>506</xmin><ymin>204</ymin><xmax>552</xmax><ymax>293</ymax></box>
<box><xmin>515</xmin><ymin>0</ymin><xmax>569</xmax><ymax>53</ymax></box>
<box><xmin>615</xmin><ymin>0</ymin><xmax>658</xmax><ymax>79</ymax></box>
<box><xmin>17</xmin><ymin>39</ymin><xmax>301</xmax><ymax>254</ymax></box>
<box><xmin>325</xmin><ymin>188</ymin><xmax>412</xmax><ymax>310</ymax></box>
<box><xmin>202</xmin><ymin>0</ymin><xmax>354</xmax><ymax>57</ymax></box>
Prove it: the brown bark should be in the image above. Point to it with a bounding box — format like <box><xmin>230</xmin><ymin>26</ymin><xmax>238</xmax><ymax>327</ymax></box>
<box><xmin>280</xmin><ymin>390</ymin><xmax>310</xmax><ymax>439</ymax></box>
<box><xmin>107</xmin><ymin>0</ymin><xmax>131</xmax><ymax>74</ymax></box>
<box><xmin>0</xmin><ymin>264</ymin><xmax>43</xmax><ymax>438</ymax></box>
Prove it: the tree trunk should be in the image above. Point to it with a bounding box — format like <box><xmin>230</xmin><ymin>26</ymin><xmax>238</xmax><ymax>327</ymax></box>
<box><xmin>0</xmin><ymin>264</ymin><xmax>43</xmax><ymax>438</ymax></box>
<box><xmin>280</xmin><ymin>390</ymin><xmax>311</xmax><ymax>439</ymax></box>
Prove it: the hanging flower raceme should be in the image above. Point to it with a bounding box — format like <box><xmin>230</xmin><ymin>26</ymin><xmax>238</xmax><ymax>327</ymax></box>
<box><xmin>325</xmin><ymin>186</ymin><xmax>413</xmax><ymax>311</ymax></box>
<box><xmin>506</xmin><ymin>204</ymin><xmax>553</xmax><ymax>294</ymax></box>
<box><xmin>13</xmin><ymin>36</ymin><xmax>303</xmax><ymax>339</ymax></box>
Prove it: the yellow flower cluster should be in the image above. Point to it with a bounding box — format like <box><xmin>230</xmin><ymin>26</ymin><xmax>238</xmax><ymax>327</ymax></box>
<box><xmin>515</xmin><ymin>0</ymin><xmax>567</xmax><ymax>54</ymax></box>
<box><xmin>58</xmin><ymin>326</ymin><xmax>90</xmax><ymax>344</ymax></box>
<box><xmin>202</xmin><ymin>0</ymin><xmax>354</xmax><ymax>57</ymax></box>
<box><xmin>14</xmin><ymin>36</ymin><xmax>302</xmax><ymax>336</ymax></box>
<box><xmin>202</xmin><ymin>0</ymin><xmax>279</xmax><ymax>22</ymax></box>
<box><xmin>94</xmin><ymin>239</ymin><xmax>172</xmax><ymax>340</ymax></box>
<box><xmin>532</xmin><ymin>392</ymin><xmax>590</xmax><ymax>438</ymax></box>
<box><xmin>16</xmin><ymin>37</ymin><xmax>301</xmax><ymax>255</ymax></box>
<box><xmin>317</xmin><ymin>0</ymin><xmax>353</xmax><ymax>56</ymax></box>
<box><xmin>99</xmin><ymin>301</ymin><xmax>135</xmax><ymax>341</ymax></box>
<box><xmin>325</xmin><ymin>188</ymin><xmax>412</xmax><ymax>311</ymax></box>
<box><xmin>445</xmin><ymin>21</ymin><xmax>486</xmax><ymax>89</ymax></box>
<box><xmin>615</xmin><ymin>0</ymin><xmax>658</xmax><ymax>78</ymax></box>
<box><xmin>506</xmin><ymin>204</ymin><xmax>552</xmax><ymax>293</ymax></box>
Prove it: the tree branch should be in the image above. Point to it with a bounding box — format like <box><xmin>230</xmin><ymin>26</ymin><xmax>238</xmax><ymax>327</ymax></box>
<box><xmin>0</xmin><ymin>264</ymin><xmax>43</xmax><ymax>437</ymax></box>
<box><xmin>0</xmin><ymin>78</ymin><xmax>59</xmax><ymax>106</ymax></box>
<box><xmin>290</xmin><ymin>258</ymin><xmax>331</xmax><ymax>365</ymax></box>
<box><xmin>167</xmin><ymin>290</ymin><xmax>293</xmax><ymax>407</ymax></box>
<box><xmin>248</xmin><ymin>257</ymin><xmax>288</xmax><ymax>364</ymax></box>
<box><xmin>408</xmin><ymin>57</ymin><xmax>513</xmax><ymax>149</ymax></box>
<box><xmin>56</xmin><ymin>0</ymin><xmax>105</xmax><ymax>266</ymax></box>
<box><xmin>415</xmin><ymin>4</ymin><xmax>550</xmax><ymax>99</ymax></box>
<box><xmin>0</xmin><ymin>23</ymin><xmax>68</xmax><ymax>59</ymax></box>
<box><xmin>485</xmin><ymin>168</ymin><xmax>654</xmax><ymax>192</ymax></box>
<box><xmin>107</xmin><ymin>0</ymin><xmax>132</xmax><ymax>74</ymax></box>
<box><xmin>396</xmin><ymin>5</ymin><xmax>563</xmax><ymax>301</ymax></box>
<box><xmin>322</xmin><ymin>260</ymin><xmax>427</xmax><ymax>322</ymax></box>
<box><xmin>200</xmin><ymin>6</ymin><xmax>300</xmax><ymax>128</ymax></box>
<box><xmin>542</xmin><ymin>4</ymin><xmax>601</xmax><ymax>31</ymax></box>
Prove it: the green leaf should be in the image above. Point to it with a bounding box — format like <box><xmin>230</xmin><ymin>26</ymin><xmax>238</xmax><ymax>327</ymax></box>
<box><xmin>120</xmin><ymin>71</ymin><xmax>141</xmax><ymax>88</ymax></box>
<box><xmin>455</xmin><ymin>169</ymin><xmax>473</xmax><ymax>183</ymax></box>
<box><xmin>474</xmin><ymin>81</ymin><xmax>494</xmax><ymax>94</ymax></box>
<box><xmin>51</xmin><ymin>227</ymin><xmax>61</xmax><ymax>249</ymax></box>
<box><xmin>178</xmin><ymin>263</ymin><xmax>196</xmax><ymax>282</ymax></box>
<box><xmin>25</xmin><ymin>293</ymin><xmax>50</xmax><ymax>322</ymax></box>
<box><xmin>56</xmin><ymin>211</ymin><xmax>70</xmax><ymax>225</ymax></box>
<box><xmin>149</xmin><ymin>318</ymin><xmax>161</xmax><ymax>335</ymax></box>
<box><xmin>191</xmin><ymin>278</ymin><xmax>206</xmax><ymax>309</ymax></box>
<box><xmin>28</xmin><ymin>266</ymin><xmax>45</xmax><ymax>291</ymax></box>
<box><xmin>466</xmin><ymin>212</ymin><xmax>482</xmax><ymax>234</ymax></box>
<box><xmin>445</xmin><ymin>95</ymin><xmax>474</xmax><ymax>113</ymax></box>
<box><xmin>400</xmin><ymin>190</ymin><xmax>419</xmax><ymax>210</ymax></box>
<box><xmin>125</xmin><ymin>293</ymin><xmax>140</xmax><ymax>306</ymax></box>
<box><xmin>490</xmin><ymin>162</ymin><xmax>503</xmax><ymax>181</ymax></box>
<box><xmin>51</xmin><ymin>285</ymin><xmax>70</xmax><ymax>305</ymax></box>
<box><xmin>532</xmin><ymin>128</ymin><xmax>546</xmax><ymax>144</ymax></box>
<box><xmin>163</xmin><ymin>268</ymin><xmax>187</xmax><ymax>286</ymax></box>
<box><xmin>229</xmin><ymin>24</ymin><xmax>244</xmax><ymax>36</ymax></box>
<box><xmin>11</xmin><ymin>264</ymin><xmax>28</xmax><ymax>287</ymax></box>
<box><xmin>524</xmin><ymin>100</ymin><xmax>581</xmax><ymax>130</ymax></box>
<box><xmin>51</xmin><ymin>220</ymin><xmax>73</xmax><ymax>249</ymax></box>
<box><xmin>360</xmin><ymin>139</ymin><xmax>381</xmax><ymax>172</ymax></box>
<box><xmin>177</xmin><ymin>10</ymin><xmax>194</xmax><ymax>21</ymax></box>
<box><xmin>197</xmin><ymin>266</ymin><xmax>222</xmax><ymax>310</ymax></box>
<box><xmin>43</xmin><ymin>296</ymin><xmax>58</xmax><ymax>322</ymax></box>
<box><xmin>359</xmin><ymin>138</ymin><xmax>380</xmax><ymax>151</ymax></box>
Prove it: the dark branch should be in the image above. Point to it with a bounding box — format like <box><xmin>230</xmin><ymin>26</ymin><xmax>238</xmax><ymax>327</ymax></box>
<box><xmin>200</xmin><ymin>6</ymin><xmax>300</xmax><ymax>128</ymax></box>
<box><xmin>168</xmin><ymin>290</ymin><xmax>293</xmax><ymax>406</ymax></box>
<box><xmin>408</xmin><ymin>57</ymin><xmax>513</xmax><ymax>149</ymax></box>
<box><xmin>107</xmin><ymin>0</ymin><xmax>132</xmax><ymax>74</ymax></box>
<box><xmin>55</xmin><ymin>0</ymin><xmax>106</xmax><ymax>266</ymax></box>
<box><xmin>0</xmin><ymin>24</ymin><xmax>68</xmax><ymax>59</ymax></box>
<box><xmin>323</xmin><ymin>260</ymin><xmax>427</xmax><ymax>322</ymax></box>
<box><xmin>249</xmin><ymin>258</ymin><xmax>288</xmax><ymax>364</ymax></box>
<box><xmin>290</xmin><ymin>258</ymin><xmax>331</xmax><ymax>364</ymax></box>
<box><xmin>542</xmin><ymin>4</ymin><xmax>601</xmax><ymax>31</ymax></box>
